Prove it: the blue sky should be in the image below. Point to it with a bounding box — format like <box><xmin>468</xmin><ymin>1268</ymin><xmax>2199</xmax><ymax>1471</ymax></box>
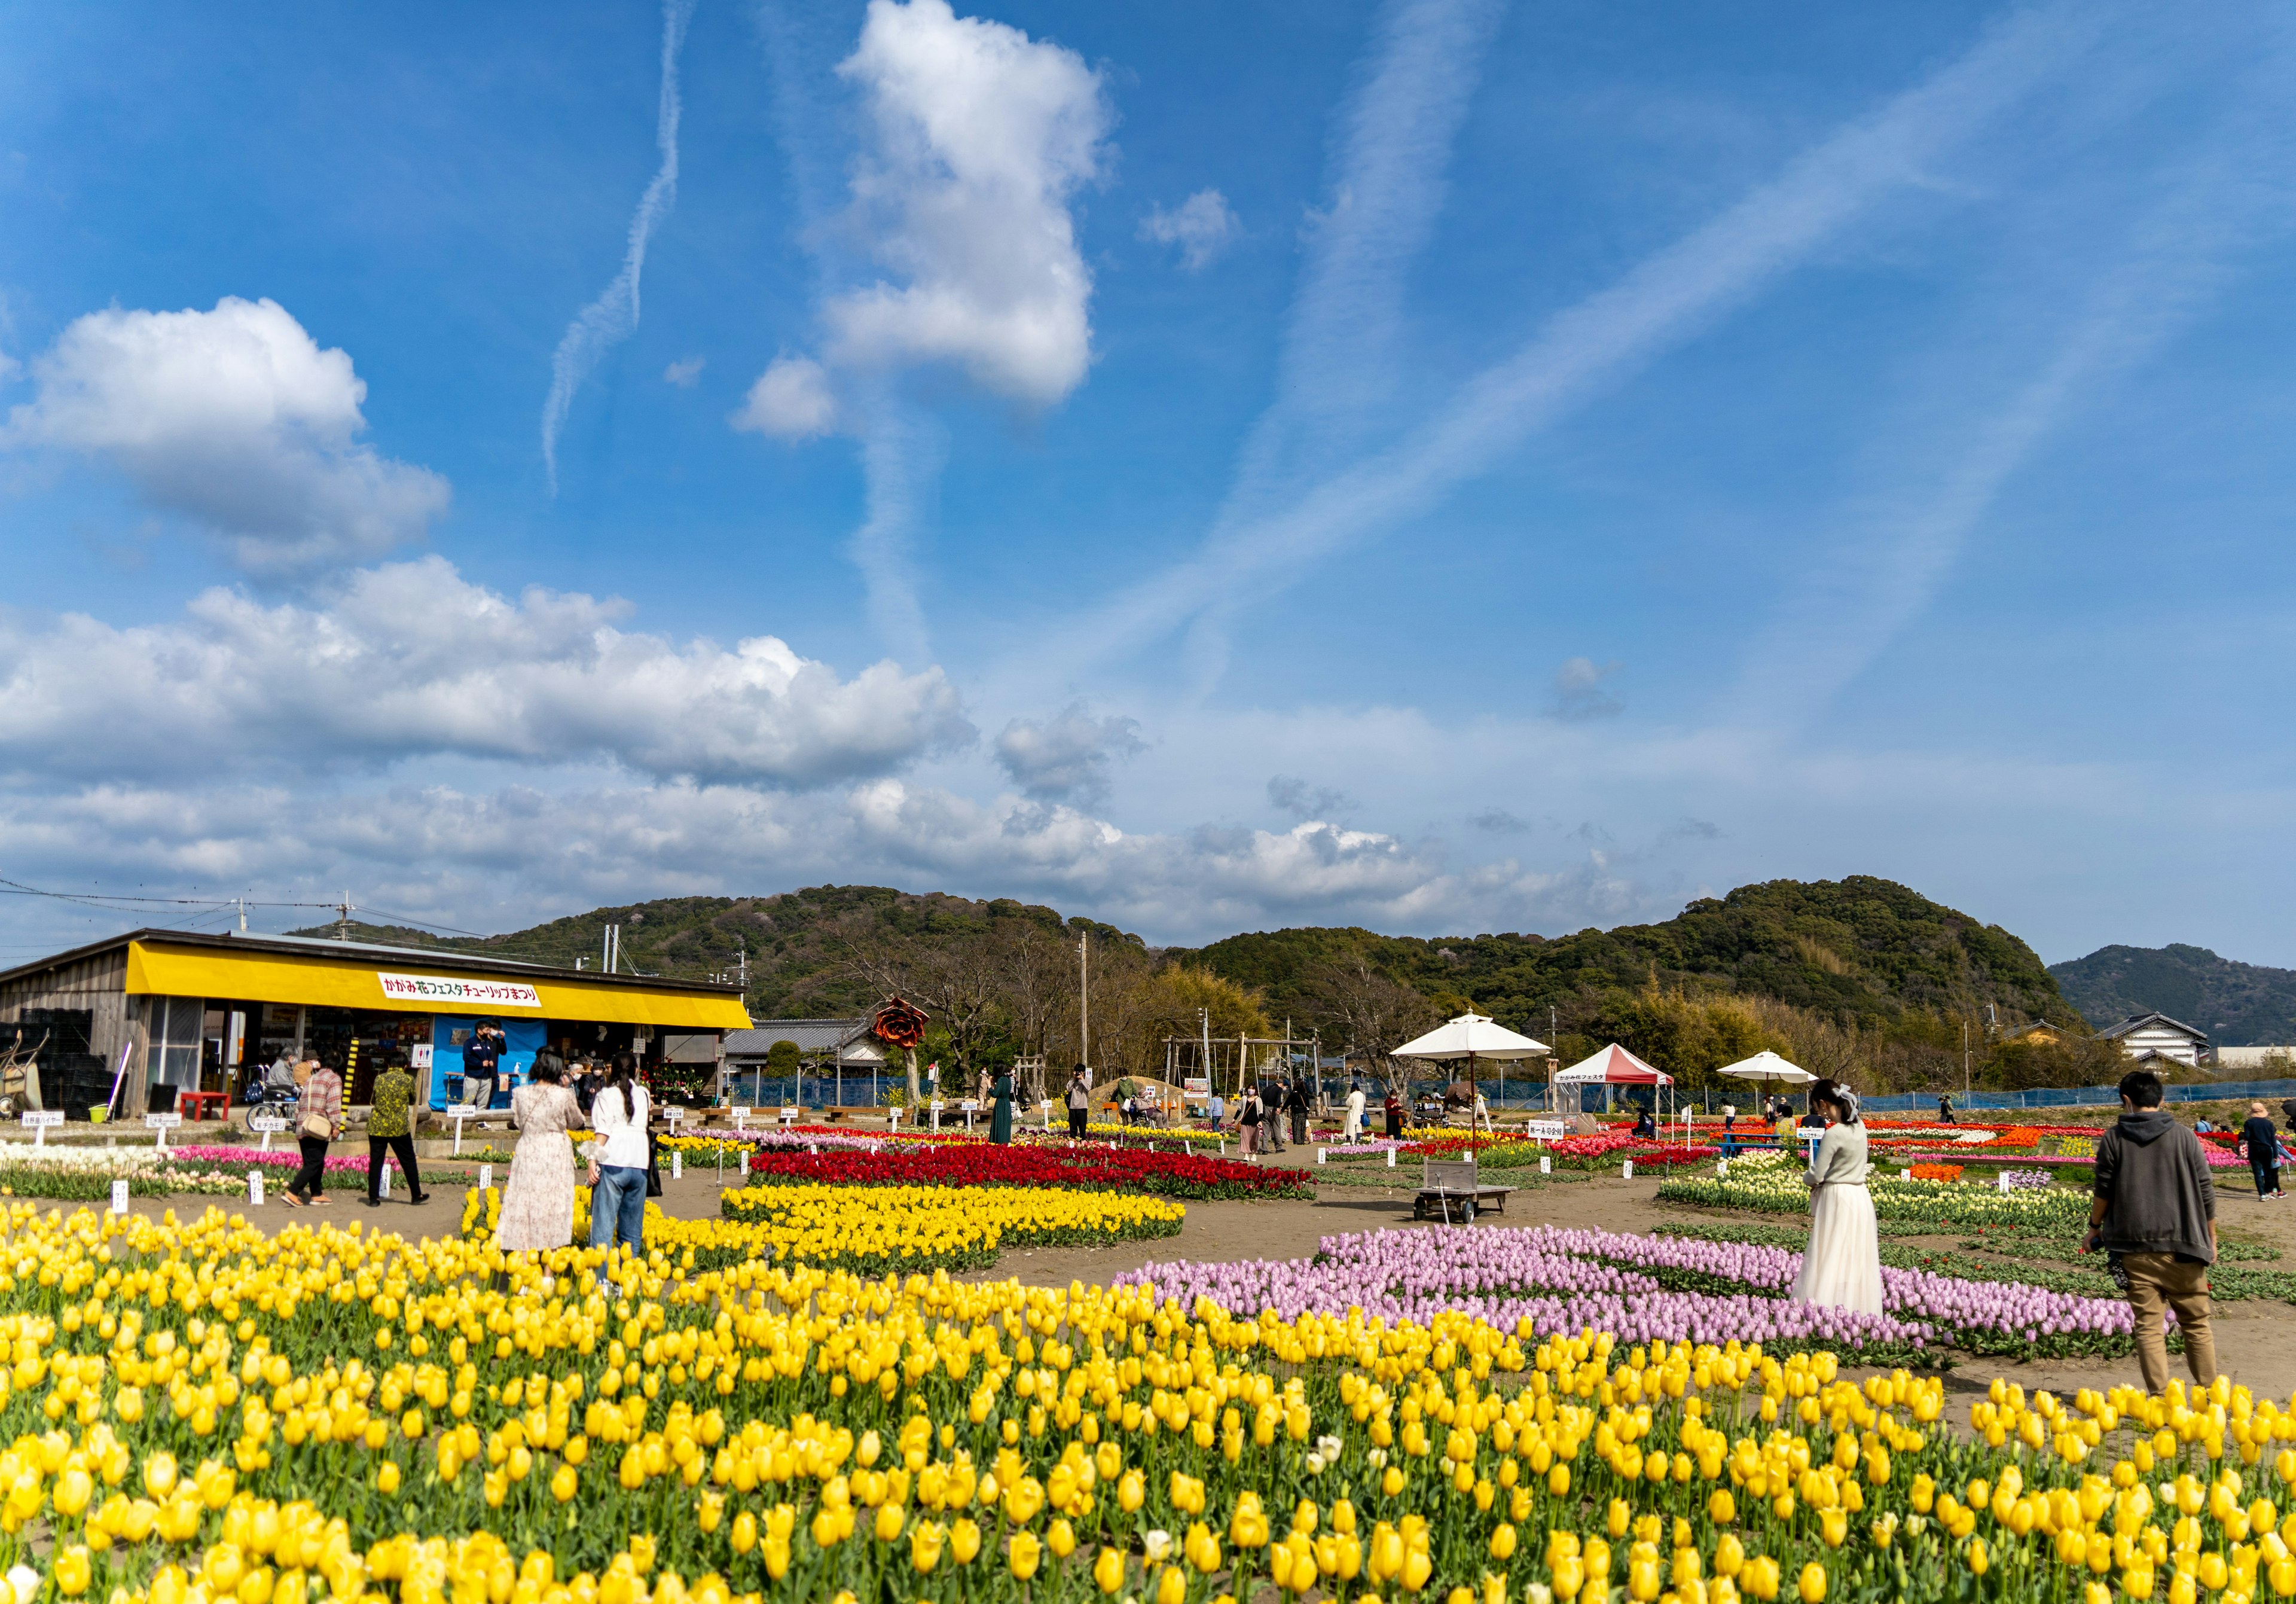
<box><xmin>2</xmin><ymin>0</ymin><xmax>2293</xmax><ymax>963</ymax></box>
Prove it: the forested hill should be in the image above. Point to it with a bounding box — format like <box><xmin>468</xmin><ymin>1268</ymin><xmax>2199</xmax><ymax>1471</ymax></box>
<box><xmin>2050</xmin><ymin>943</ymin><xmax>2296</xmax><ymax>1044</ymax></box>
<box><xmin>301</xmin><ymin>885</ymin><xmax>1141</xmax><ymax>1020</ymax></box>
<box><xmin>1182</xmin><ymin>876</ymin><xmax>2078</xmax><ymax>1035</ymax></box>
<box><xmin>308</xmin><ymin>874</ymin><xmax>2075</xmax><ymax>1049</ymax></box>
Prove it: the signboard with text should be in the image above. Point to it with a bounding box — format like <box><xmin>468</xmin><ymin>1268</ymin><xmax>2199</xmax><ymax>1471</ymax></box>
<box><xmin>377</xmin><ymin>972</ymin><xmax>542</xmax><ymax>1009</ymax></box>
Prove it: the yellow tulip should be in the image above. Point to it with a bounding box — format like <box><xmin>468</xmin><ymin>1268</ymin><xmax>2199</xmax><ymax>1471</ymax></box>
<box><xmin>1094</xmin><ymin>1547</ymin><xmax>1126</xmax><ymax>1595</ymax></box>
<box><xmin>1799</xmin><ymin>1562</ymin><xmax>1827</xmax><ymax>1603</ymax></box>
<box><xmin>1009</xmin><ymin>1532</ymin><xmax>1042</xmax><ymax>1581</ymax></box>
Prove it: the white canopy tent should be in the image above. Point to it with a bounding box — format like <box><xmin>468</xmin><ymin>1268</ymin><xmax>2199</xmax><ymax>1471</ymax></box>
<box><xmin>1552</xmin><ymin>1042</ymin><xmax>1674</xmax><ymax>1127</ymax></box>
<box><xmin>1391</xmin><ymin>1012</ymin><xmax>1550</xmax><ymax>1124</ymax></box>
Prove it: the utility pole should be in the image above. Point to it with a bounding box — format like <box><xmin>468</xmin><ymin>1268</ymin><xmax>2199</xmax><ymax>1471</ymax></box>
<box><xmin>335</xmin><ymin>892</ymin><xmax>353</xmax><ymax>943</ymax></box>
<box><xmin>1079</xmin><ymin>928</ymin><xmax>1090</xmax><ymax>1072</ymax></box>
<box><xmin>236</xmin><ymin>896</ymin><xmax>248</xmax><ymax>933</ymax></box>
<box><xmin>737</xmin><ymin>937</ymin><xmax>747</xmax><ymax>994</ymax></box>
<box><xmin>1963</xmin><ymin>1020</ymin><xmax>1971</xmax><ymax>1103</ymax></box>
<box><xmin>1199</xmin><ymin>1006</ymin><xmax>1213</xmax><ymax>1096</ymax></box>
<box><xmin>1550</xmin><ymin>1005</ymin><xmax>1558</xmax><ymax>1113</ymax></box>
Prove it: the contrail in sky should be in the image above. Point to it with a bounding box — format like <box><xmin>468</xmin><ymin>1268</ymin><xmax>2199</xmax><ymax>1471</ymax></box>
<box><xmin>1006</xmin><ymin>1</ymin><xmax>2111</xmax><ymax>690</ymax></box>
<box><xmin>541</xmin><ymin>0</ymin><xmax>698</xmax><ymax>495</ymax></box>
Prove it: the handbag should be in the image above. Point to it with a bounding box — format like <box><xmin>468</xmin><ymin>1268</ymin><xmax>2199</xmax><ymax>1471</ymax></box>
<box><xmin>298</xmin><ymin>1112</ymin><xmax>334</xmax><ymax>1141</ymax></box>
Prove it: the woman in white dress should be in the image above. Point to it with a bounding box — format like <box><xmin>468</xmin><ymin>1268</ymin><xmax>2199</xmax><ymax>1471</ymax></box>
<box><xmin>1788</xmin><ymin>1078</ymin><xmax>1884</xmax><ymax>1316</ymax></box>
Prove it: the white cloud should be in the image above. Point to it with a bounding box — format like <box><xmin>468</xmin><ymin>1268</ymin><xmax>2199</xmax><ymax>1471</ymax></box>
<box><xmin>994</xmin><ymin>703</ymin><xmax>1144</xmax><ymax>801</ymax></box>
<box><xmin>1266</xmin><ymin>774</ymin><xmax>1354</xmax><ymax>819</ymax></box>
<box><xmin>1552</xmin><ymin>657</ymin><xmax>1624</xmax><ymax>721</ymax></box>
<box><xmin>2</xmin><ymin>297</ymin><xmax>449</xmax><ymax>572</ymax></box>
<box><xmin>818</xmin><ymin>0</ymin><xmax>1110</xmax><ymax>404</ymax></box>
<box><xmin>1139</xmin><ymin>189</ymin><xmax>1239</xmax><ymax>270</ymax></box>
<box><xmin>540</xmin><ymin>0</ymin><xmax>697</xmax><ymax>492</ymax></box>
<box><xmin>0</xmin><ymin>556</ymin><xmax>973</xmax><ymax>786</ymax></box>
<box><xmin>731</xmin><ymin>356</ymin><xmax>838</xmax><ymax>440</ymax></box>
<box><xmin>662</xmin><ymin>356</ymin><xmax>707</xmax><ymax>388</ymax></box>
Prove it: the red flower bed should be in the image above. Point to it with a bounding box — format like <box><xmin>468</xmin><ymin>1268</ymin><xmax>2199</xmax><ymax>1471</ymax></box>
<box><xmin>738</xmin><ymin>1141</ymin><xmax>1314</xmax><ymax>1202</ymax></box>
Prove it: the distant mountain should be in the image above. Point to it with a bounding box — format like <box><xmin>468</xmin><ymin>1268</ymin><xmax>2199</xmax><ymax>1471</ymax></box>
<box><xmin>1186</xmin><ymin>875</ymin><xmax>2078</xmax><ymax>1036</ymax></box>
<box><xmin>2048</xmin><ymin>944</ymin><xmax>2296</xmax><ymax>1044</ymax></box>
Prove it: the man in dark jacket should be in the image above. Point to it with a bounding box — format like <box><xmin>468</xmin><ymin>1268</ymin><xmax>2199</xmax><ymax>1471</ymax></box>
<box><xmin>1287</xmin><ymin>1078</ymin><xmax>1311</xmax><ymax>1145</ymax></box>
<box><xmin>2240</xmin><ymin>1102</ymin><xmax>2285</xmax><ymax>1200</ymax></box>
<box><xmin>2086</xmin><ymin>1069</ymin><xmax>2217</xmax><ymax>1394</ymax></box>
<box><xmin>463</xmin><ymin>1022</ymin><xmax>505</xmax><ymax>1110</ymax></box>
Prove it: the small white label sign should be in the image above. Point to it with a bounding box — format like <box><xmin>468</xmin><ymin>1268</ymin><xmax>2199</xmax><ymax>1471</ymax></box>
<box><xmin>19</xmin><ymin>1111</ymin><xmax>63</xmax><ymax>1129</ymax></box>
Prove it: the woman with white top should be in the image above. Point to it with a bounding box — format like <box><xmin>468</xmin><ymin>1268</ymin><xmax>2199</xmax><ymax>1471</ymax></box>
<box><xmin>1788</xmin><ymin>1077</ymin><xmax>1884</xmax><ymax>1316</ymax></box>
<box><xmin>587</xmin><ymin>1051</ymin><xmax>651</xmax><ymax>1281</ymax></box>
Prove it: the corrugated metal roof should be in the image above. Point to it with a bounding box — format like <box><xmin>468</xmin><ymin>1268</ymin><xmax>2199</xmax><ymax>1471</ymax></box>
<box><xmin>724</xmin><ymin>1019</ymin><xmax>872</xmax><ymax>1057</ymax></box>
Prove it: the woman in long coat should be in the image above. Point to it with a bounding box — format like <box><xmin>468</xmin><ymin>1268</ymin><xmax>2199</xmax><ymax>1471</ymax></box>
<box><xmin>990</xmin><ymin>1067</ymin><xmax>1015</xmax><ymax>1143</ymax></box>
<box><xmin>497</xmin><ymin>1060</ymin><xmax>585</xmax><ymax>1252</ymax></box>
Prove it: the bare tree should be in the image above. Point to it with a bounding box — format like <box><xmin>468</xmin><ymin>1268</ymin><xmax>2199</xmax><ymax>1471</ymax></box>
<box><xmin>992</xmin><ymin>920</ymin><xmax>1079</xmax><ymax>1103</ymax></box>
<box><xmin>1300</xmin><ymin>955</ymin><xmax>1442</xmax><ymax>1094</ymax></box>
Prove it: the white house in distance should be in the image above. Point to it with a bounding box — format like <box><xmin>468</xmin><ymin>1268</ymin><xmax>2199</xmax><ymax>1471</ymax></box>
<box><xmin>2099</xmin><ymin>1012</ymin><xmax>2209</xmax><ymax>1068</ymax></box>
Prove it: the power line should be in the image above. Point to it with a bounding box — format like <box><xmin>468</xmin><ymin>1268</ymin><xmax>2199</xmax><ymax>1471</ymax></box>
<box><xmin>0</xmin><ymin>875</ymin><xmax>341</xmax><ymax>915</ymax></box>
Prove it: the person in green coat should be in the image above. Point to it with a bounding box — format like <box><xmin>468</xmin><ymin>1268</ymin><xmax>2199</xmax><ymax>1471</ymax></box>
<box><xmin>990</xmin><ymin>1068</ymin><xmax>1015</xmax><ymax>1144</ymax></box>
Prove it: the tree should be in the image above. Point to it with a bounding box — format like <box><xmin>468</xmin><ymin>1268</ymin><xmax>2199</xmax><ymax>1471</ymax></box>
<box><xmin>1299</xmin><ymin>953</ymin><xmax>1442</xmax><ymax>1093</ymax></box>
<box><xmin>765</xmin><ymin>1039</ymin><xmax>801</xmax><ymax>1080</ymax></box>
<box><xmin>1112</xmin><ymin>968</ymin><xmax>1274</xmax><ymax>1091</ymax></box>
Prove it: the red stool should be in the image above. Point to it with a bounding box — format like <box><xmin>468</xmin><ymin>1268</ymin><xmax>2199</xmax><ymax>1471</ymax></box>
<box><xmin>178</xmin><ymin>1091</ymin><xmax>228</xmax><ymax>1123</ymax></box>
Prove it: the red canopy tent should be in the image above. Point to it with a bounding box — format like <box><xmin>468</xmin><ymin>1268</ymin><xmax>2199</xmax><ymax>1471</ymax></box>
<box><xmin>1551</xmin><ymin>1042</ymin><xmax>1673</xmax><ymax>1126</ymax></box>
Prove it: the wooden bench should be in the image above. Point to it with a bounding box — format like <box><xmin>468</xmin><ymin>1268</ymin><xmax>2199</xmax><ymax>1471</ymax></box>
<box><xmin>1413</xmin><ymin>1157</ymin><xmax>1516</xmax><ymax>1222</ymax></box>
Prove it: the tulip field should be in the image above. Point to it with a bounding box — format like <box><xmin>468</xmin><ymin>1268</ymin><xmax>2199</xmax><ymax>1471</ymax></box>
<box><xmin>0</xmin><ymin>1194</ymin><xmax>2293</xmax><ymax>1604</ymax></box>
<box><xmin>0</xmin><ymin>1106</ymin><xmax>2289</xmax><ymax>1604</ymax></box>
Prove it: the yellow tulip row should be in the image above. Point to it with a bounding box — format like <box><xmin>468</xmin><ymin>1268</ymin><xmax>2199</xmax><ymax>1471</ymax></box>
<box><xmin>462</xmin><ymin>1182</ymin><xmax>1185</xmax><ymax>1277</ymax></box>
<box><xmin>0</xmin><ymin>1199</ymin><xmax>2288</xmax><ymax>1604</ymax></box>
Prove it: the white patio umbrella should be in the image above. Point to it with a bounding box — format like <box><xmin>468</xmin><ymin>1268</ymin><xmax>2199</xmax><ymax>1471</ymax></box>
<box><xmin>1714</xmin><ymin>1050</ymin><xmax>1816</xmax><ymax>1145</ymax></box>
<box><xmin>1391</xmin><ymin>1013</ymin><xmax>1549</xmax><ymax>1127</ymax></box>
<box><xmin>1714</xmin><ymin>1050</ymin><xmax>1815</xmax><ymax>1084</ymax></box>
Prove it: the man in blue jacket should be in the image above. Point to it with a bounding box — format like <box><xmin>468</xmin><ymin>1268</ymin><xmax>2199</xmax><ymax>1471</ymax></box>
<box><xmin>462</xmin><ymin>1021</ymin><xmax>505</xmax><ymax>1111</ymax></box>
